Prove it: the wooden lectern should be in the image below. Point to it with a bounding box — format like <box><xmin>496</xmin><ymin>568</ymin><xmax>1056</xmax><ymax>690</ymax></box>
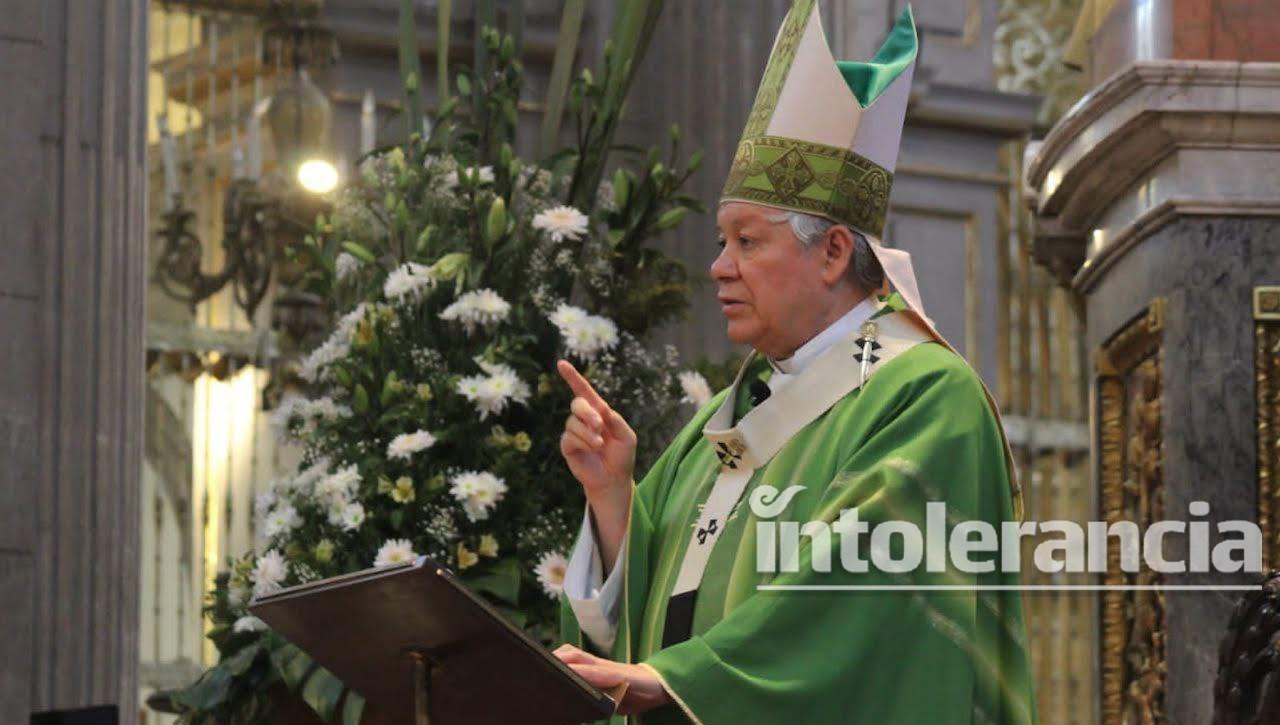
<box><xmin>251</xmin><ymin>557</ymin><xmax>620</xmax><ymax>724</ymax></box>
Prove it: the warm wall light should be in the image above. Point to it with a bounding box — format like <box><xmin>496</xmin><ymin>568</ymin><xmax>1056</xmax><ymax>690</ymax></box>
<box><xmin>297</xmin><ymin>158</ymin><xmax>338</xmax><ymax>193</ymax></box>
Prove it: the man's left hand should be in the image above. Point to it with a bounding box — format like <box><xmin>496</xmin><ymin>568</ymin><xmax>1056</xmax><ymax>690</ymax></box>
<box><xmin>553</xmin><ymin>644</ymin><xmax>672</xmax><ymax>715</ymax></box>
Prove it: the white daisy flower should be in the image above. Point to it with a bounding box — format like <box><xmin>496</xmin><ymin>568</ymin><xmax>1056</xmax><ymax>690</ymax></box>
<box><xmin>298</xmin><ymin>304</ymin><xmax>368</xmax><ymax>382</ymax></box>
<box><xmin>335</xmin><ymin>252</ymin><xmax>362</xmax><ymax>281</ymax></box>
<box><xmin>384</xmin><ymin>262</ymin><xmax>437</xmax><ymax>302</ymax></box>
<box><xmin>387</xmin><ymin>430</ymin><xmax>437</xmax><ymax>461</ymax></box>
<box><xmin>548</xmin><ymin>303</ymin><xmax>588</xmax><ymax>330</ymax></box>
<box><xmin>263</xmin><ymin>503</ymin><xmax>302</xmax><ymax>540</ymax></box>
<box><xmin>233</xmin><ymin>615</ymin><xmax>269</xmax><ymax>633</ymax></box>
<box><xmin>300</xmin><ymin>396</ymin><xmax>352</xmax><ymax>422</ymax></box>
<box><xmin>315</xmin><ymin>465</ymin><xmax>360</xmax><ymax>508</ymax></box>
<box><xmin>449</xmin><ymin>470</ymin><xmax>508</xmax><ymax>522</ymax></box>
<box><xmin>534</xmin><ymin>551</ymin><xmax>570</xmax><ymax>598</ymax></box>
<box><xmin>290</xmin><ymin>457</ymin><xmax>331</xmax><ymax>494</ymax></box>
<box><xmin>549</xmin><ymin>304</ymin><xmax>620</xmax><ymax>360</ymax></box>
<box><xmin>268</xmin><ymin>394</ymin><xmax>307</xmax><ymax>439</ymax></box>
<box><xmin>374</xmin><ymin>538</ymin><xmax>418</xmax><ymax>568</ymax></box>
<box><xmin>456</xmin><ymin>360</ymin><xmax>531</xmax><ymax>420</ymax></box>
<box><xmin>678</xmin><ymin>371</ymin><xmax>713</xmax><ymax>407</ymax></box>
<box><xmin>330</xmin><ymin>500</ymin><xmax>366</xmax><ymax>532</ymax></box>
<box><xmin>532</xmin><ymin>205</ymin><xmax>590</xmax><ymax>242</ymax></box>
<box><xmin>253</xmin><ymin>490</ymin><xmax>278</xmax><ymax>525</ymax></box>
<box><xmin>439</xmin><ymin>289</ymin><xmax>511</xmax><ymax>332</ymax></box>
<box><xmin>251</xmin><ymin>550</ymin><xmax>288</xmax><ymax>597</ymax></box>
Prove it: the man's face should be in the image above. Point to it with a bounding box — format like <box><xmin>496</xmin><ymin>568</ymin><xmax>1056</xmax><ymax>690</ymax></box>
<box><xmin>712</xmin><ymin>202</ymin><xmax>831</xmax><ymax>358</ymax></box>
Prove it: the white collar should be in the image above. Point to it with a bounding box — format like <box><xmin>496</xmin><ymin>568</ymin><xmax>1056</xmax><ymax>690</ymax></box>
<box><xmin>766</xmin><ymin>297</ymin><xmax>879</xmax><ymax>376</ymax></box>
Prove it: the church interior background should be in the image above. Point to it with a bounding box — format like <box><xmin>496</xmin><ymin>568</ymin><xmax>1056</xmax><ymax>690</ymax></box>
<box><xmin>3</xmin><ymin>0</ymin><xmax>1279</xmax><ymax>723</ymax></box>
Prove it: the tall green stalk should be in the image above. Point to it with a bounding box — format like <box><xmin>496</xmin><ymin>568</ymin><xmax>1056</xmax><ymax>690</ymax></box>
<box><xmin>568</xmin><ymin>0</ymin><xmax>666</xmax><ymax>211</ymax></box>
<box><xmin>398</xmin><ymin>0</ymin><xmax>425</xmax><ymax>139</ymax></box>
<box><xmin>538</xmin><ymin>0</ymin><xmax>587</xmax><ymax>157</ymax></box>
<box><xmin>437</xmin><ymin>0</ymin><xmax>452</xmax><ymax>106</ymax></box>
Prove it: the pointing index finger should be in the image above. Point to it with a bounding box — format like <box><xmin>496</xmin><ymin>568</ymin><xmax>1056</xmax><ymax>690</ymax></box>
<box><xmin>557</xmin><ymin>359</ymin><xmax>607</xmax><ymax>410</ymax></box>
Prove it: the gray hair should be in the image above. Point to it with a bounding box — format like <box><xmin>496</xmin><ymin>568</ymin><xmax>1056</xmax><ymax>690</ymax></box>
<box><xmin>771</xmin><ymin>211</ymin><xmax>885</xmax><ymax>293</ymax></box>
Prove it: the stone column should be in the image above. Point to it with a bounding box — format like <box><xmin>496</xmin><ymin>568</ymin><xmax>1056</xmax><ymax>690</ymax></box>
<box><xmin>0</xmin><ymin>1</ymin><xmax>148</xmax><ymax>721</ymax></box>
<box><xmin>1026</xmin><ymin>3</ymin><xmax>1280</xmax><ymax>721</ymax></box>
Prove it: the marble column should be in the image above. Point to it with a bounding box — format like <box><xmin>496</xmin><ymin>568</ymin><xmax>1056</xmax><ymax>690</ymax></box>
<box><xmin>0</xmin><ymin>1</ymin><xmax>148</xmax><ymax>721</ymax></box>
<box><xmin>1026</xmin><ymin>11</ymin><xmax>1280</xmax><ymax>722</ymax></box>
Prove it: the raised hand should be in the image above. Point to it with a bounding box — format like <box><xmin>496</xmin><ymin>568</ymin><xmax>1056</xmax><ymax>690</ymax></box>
<box><xmin>557</xmin><ymin>360</ymin><xmax>635</xmax><ymax>570</ymax></box>
<box><xmin>557</xmin><ymin>359</ymin><xmax>637</xmax><ymax>497</ymax></box>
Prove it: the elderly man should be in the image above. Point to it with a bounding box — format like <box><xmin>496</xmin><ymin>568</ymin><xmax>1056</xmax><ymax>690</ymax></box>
<box><xmin>553</xmin><ymin>4</ymin><xmax>1037</xmax><ymax>723</ymax></box>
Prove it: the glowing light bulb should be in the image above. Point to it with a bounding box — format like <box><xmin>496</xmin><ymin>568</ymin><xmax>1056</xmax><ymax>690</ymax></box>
<box><xmin>297</xmin><ymin>159</ymin><xmax>339</xmax><ymax>193</ymax></box>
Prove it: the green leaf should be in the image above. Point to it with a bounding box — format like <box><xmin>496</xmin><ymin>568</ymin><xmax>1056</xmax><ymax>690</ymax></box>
<box><xmin>353</xmin><ymin>385</ymin><xmax>370</xmax><ymax>413</ymax></box>
<box><xmin>390</xmin><ymin>509</ymin><xmax>405</xmax><ymax>530</ymax></box>
<box><xmin>456</xmin><ymin>73</ymin><xmax>472</xmax><ymax>98</ymax></box>
<box><xmin>301</xmin><ymin>667</ymin><xmax>345</xmax><ymax>723</ymax></box>
<box><xmin>342</xmin><ymin>242</ymin><xmax>377</xmax><ymax>265</ymax></box>
<box><xmin>655</xmin><ymin>207</ymin><xmax>689</xmax><ymax>230</ymax></box>
<box><xmin>465</xmin><ymin>557</ymin><xmax>521</xmax><ymax>604</ymax></box>
<box><xmin>343</xmin><ymin>692</ymin><xmax>366</xmax><ymax>725</ymax></box>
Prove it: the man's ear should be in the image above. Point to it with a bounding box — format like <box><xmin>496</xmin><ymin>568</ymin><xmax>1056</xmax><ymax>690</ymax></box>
<box><xmin>819</xmin><ymin>225</ymin><xmax>856</xmax><ymax>287</ymax></box>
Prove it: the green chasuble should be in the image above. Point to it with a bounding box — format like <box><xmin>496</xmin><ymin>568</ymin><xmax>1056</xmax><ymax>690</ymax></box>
<box><xmin>559</xmin><ymin>300</ymin><xmax>1038</xmax><ymax>724</ymax></box>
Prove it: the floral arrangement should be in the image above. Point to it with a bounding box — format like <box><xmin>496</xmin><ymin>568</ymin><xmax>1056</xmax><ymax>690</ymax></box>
<box><xmin>159</xmin><ymin>10</ymin><xmax>714</xmax><ymax>724</ymax></box>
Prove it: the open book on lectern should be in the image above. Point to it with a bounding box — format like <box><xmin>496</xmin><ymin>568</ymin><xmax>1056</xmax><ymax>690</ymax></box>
<box><xmin>250</xmin><ymin>556</ymin><xmax>621</xmax><ymax>724</ymax></box>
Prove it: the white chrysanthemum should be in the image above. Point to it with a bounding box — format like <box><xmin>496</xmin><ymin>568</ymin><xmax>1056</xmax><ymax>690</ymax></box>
<box><xmin>328</xmin><ymin>500</ymin><xmax>366</xmax><ymax>532</ymax></box>
<box><xmin>315</xmin><ymin>465</ymin><xmax>360</xmax><ymax>508</ymax></box>
<box><xmin>374</xmin><ymin>538</ymin><xmax>417</xmax><ymax>568</ymax></box>
<box><xmin>387</xmin><ymin>430</ymin><xmax>437</xmax><ymax>460</ymax></box>
<box><xmin>300</xmin><ymin>396</ymin><xmax>352</xmax><ymax>422</ymax></box>
<box><xmin>252</xmin><ymin>550</ymin><xmax>288</xmax><ymax>597</ymax></box>
<box><xmin>549</xmin><ymin>304</ymin><xmax>620</xmax><ymax>360</ymax></box>
<box><xmin>233</xmin><ymin>615</ymin><xmax>269</xmax><ymax>633</ymax></box>
<box><xmin>298</xmin><ymin>304</ymin><xmax>368</xmax><ymax>382</ymax></box>
<box><xmin>290</xmin><ymin>457</ymin><xmax>331</xmax><ymax>495</ymax></box>
<box><xmin>439</xmin><ymin>289</ymin><xmax>511</xmax><ymax>332</ymax></box>
<box><xmin>335</xmin><ymin>252</ymin><xmax>362</xmax><ymax>281</ymax></box>
<box><xmin>253</xmin><ymin>490</ymin><xmax>277</xmax><ymax>525</ymax></box>
<box><xmin>534</xmin><ymin>551</ymin><xmax>569</xmax><ymax>598</ymax></box>
<box><xmin>269</xmin><ymin>394</ymin><xmax>307</xmax><ymax>438</ymax></box>
<box><xmin>449</xmin><ymin>470</ymin><xmax>508</xmax><ymax>522</ymax></box>
<box><xmin>548</xmin><ymin>303</ymin><xmax>588</xmax><ymax>330</ymax></box>
<box><xmin>532</xmin><ymin>205</ymin><xmax>590</xmax><ymax>242</ymax></box>
<box><xmin>456</xmin><ymin>361</ymin><xmax>531</xmax><ymax>420</ymax></box>
<box><xmin>383</xmin><ymin>262</ymin><xmax>437</xmax><ymax>302</ymax></box>
<box><xmin>263</xmin><ymin>503</ymin><xmax>302</xmax><ymax>540</ymax></box>
<box><xmin>678</xmin><ymin>371</ymin><xmax>713</xmax><ymax>407</ymax></box>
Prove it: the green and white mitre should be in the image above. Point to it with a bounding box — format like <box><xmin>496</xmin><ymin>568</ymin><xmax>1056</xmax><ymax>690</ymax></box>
<box><xmin>722</xmin><ymin>0</ymin><xmax>916</xmax><ymax>243</ymax></box>
<box><xmin>721</xmin><ymin>1</ymin><xmax>1023</xmax><ymax>517</ymax></box>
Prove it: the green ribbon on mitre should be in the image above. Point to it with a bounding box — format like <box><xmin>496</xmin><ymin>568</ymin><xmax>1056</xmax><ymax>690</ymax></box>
<box><xmin>721</xmin><ymin>3</ymin><xmax>918</xmax><ymax>239</ymax></box>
